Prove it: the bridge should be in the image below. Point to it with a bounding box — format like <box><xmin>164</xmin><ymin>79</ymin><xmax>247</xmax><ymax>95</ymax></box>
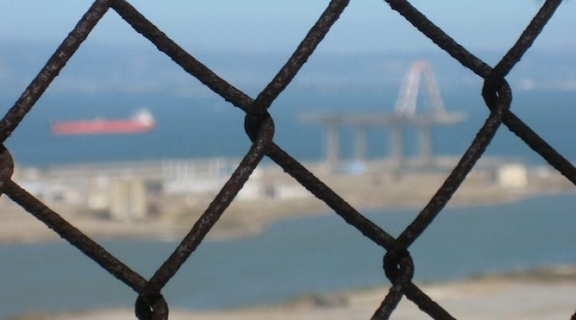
<box><xmin>300</xmin><ymin>61</ymin><xmax>467</xmax><ymax>169</ymax></box>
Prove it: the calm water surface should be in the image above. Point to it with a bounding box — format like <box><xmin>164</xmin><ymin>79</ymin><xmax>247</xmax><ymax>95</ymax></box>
<box><xmin>1</xmin><ymin>193</ymin><xmax>575</xmax><ymax>318</ymax></box>
<box><xmin>1</xmin><ymin>90</ymin><xmax>575</xmax><ymax>317</ymax></box>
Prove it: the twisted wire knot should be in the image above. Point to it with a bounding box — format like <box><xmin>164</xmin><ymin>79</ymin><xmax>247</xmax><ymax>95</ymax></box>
<box><xmin>481</xmin><ymin>74</ymin><xmax>512</xmax><ymax>113</ymax></box>
<box><xmin>244</xmin><ymin>109</ymin><xmax>275</xmax><ymax>146</ymax></box>
<box><xmin>135</xmin><ymin>290</ymin><xmax>169</xmax><ymax>320</ymax></box>
<box><xmin>0</xmin><ymin>145</ymin><xmax>14</xmax><ymax>197</ymax></box>
<box><xmin>383</xmin><ymin>250</ymin><xmax>414</xmax><ymax>286</ymax></box>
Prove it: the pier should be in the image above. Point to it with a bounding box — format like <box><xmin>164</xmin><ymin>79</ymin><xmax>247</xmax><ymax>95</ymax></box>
<box><xmin>300</xmin><ymin>61</ymin><xmax>467</xmax><ymax>168</ymax></box>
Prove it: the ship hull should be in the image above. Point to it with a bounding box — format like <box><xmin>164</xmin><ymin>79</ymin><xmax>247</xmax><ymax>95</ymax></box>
<box><xmin>52</xmin><ymin>120</ymin><xmax>154</xmax><ymax>135</ymax></box>
<box><xmin>51</xmin><ymin>109</ymin><xmax>155</xmax><ymax>135</ymax></box>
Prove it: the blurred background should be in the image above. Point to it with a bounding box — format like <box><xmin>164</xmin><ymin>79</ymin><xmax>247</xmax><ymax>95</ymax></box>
<box><xmin>1</xmin><ymin>1</ymin><xmax>576</xmax><ymax>319</ymax></box>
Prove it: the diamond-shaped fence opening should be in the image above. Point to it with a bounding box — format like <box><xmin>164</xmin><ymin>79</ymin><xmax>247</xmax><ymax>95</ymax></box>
<box><xmin>1</xmin><ymin>0</ymin><xmax>575</xmax><ymax>319</ymax></box>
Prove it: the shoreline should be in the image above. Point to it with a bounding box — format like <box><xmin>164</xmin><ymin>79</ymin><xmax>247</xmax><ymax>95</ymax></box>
<box><xmin>4</xmin><ymin>156</ymin><xmax>573</xmax><ymax>245</ymax></box>
<box><xmin>0</xmin><ymin>184</ymin><xmax>573</xmax><ymax>246</ymax></box>
<box><xmin>9</xmin><ymin>265</ymin><xmax>576</xmax><ymax>320</ymax></box>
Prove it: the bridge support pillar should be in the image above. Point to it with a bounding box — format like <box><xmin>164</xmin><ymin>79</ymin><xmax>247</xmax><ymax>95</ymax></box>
<box><xmin>390</xmin><ymin>124</ymin><xmax>404</xmax><ymax>168</ymax></box>
<box><xmin>417</xmin><ymin>123</ymin><xmax>433</xmax><ymax>167</ymax></box>
<box><xmin>354</xmin><ymin>125</ymin><xmax>368</xmax><ymax>162</ymax></box>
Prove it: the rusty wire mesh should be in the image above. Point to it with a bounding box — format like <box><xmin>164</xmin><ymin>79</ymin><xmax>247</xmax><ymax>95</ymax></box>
<box><xmin>1</xmin><ymin>0</ymin><xmax>574</xmax><ymax>319</ymax></box>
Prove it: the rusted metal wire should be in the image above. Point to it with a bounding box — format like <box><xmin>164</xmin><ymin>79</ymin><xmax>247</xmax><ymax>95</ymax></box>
<box><xmin>1</xmin><ymin>0</ymin><xmax>573</xmax><ymax>319</ymax></box>
<box><xmin>147</xmin><ymin>114</ymin><xmax>275</xmax><ymax>291</ymax></box>
<box><xmin>3</xmin><ymin>179</ymin><xmax>149</xmax><ymax>292</ymax></box>
<box><xmin>252</xmin><ymin>0</ymin><xmax>350</xmax><ymax>112</ymax></box>
<box><xmin>268</xmin><ymin>144</ymin><xmax>398</xmax><ymax>250</ymax></box>
<box><xmin>0</xmin><ymin>145</ymin><xmax>14</xmax><ymax>195</ymax></box>
<box><xmin>108</xmin><ymin>0</ymin><xmax>253</xmax><ymax>112</ymax></box>
<box><xmin>396</xmin><ymin>79</ymin><xmax>511</xmax><ymax>249</ymax></box>
<box><xmin>0</xmin><ymin>0</ymin><xmax>110</xmax><ymax>142</ymax></box>
<box><xmin>374</xmin><ymin>251</ymin><xmax>416</xmax><ymax>319</ymax></box>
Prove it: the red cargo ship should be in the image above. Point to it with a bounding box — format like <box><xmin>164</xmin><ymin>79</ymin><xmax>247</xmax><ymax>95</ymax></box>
<box><xmin>51</xmin><ymin>109</ymin><xmax>155</xmax><ymax>135</ymax></box>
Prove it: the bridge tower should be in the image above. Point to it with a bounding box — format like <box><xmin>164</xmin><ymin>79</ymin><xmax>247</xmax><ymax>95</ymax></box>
<box><xmin>299</xmin><ymin>60</ymin><xmax>465</xmax><ymax>171</ymax></box>
<box><xmin>390</xmin><ymin>60</ymin><xmax>446</xmax><ymax>167</ymax></box>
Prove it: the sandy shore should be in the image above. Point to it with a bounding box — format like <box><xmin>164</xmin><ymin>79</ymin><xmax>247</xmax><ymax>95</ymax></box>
<box><xmin>10</xmin><ymin>266</ymin><xmax>576</xmax><ymax>320</ymax></box>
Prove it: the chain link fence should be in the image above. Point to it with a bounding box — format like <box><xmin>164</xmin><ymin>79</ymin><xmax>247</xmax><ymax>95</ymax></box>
<box><xmin>1</xmin><ymin>0</ymin><xmax>574</xmax><ymax>319</ymax></box>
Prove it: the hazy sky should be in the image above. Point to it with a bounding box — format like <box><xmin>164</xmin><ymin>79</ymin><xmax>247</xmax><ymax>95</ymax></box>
<box><xmin>1</xmin><ymin>0</ymin><xmax>575</xmax><ymax>54</ymax></box>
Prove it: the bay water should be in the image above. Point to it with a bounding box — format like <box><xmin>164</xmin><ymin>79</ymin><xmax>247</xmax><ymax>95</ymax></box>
<box><xmin>1</xmin><ymin>193</ymin><xmax>576</xmax><ymax>318</ymax></box>
<box><xmin>1</xmin><ymin>88</ymin><xmax>575</xmax><ymax>166</ymax></box>
<box><xmin>0</xmin><ymin>88</ymin><xmax>575</xmax><ymax>317</ymax></box>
